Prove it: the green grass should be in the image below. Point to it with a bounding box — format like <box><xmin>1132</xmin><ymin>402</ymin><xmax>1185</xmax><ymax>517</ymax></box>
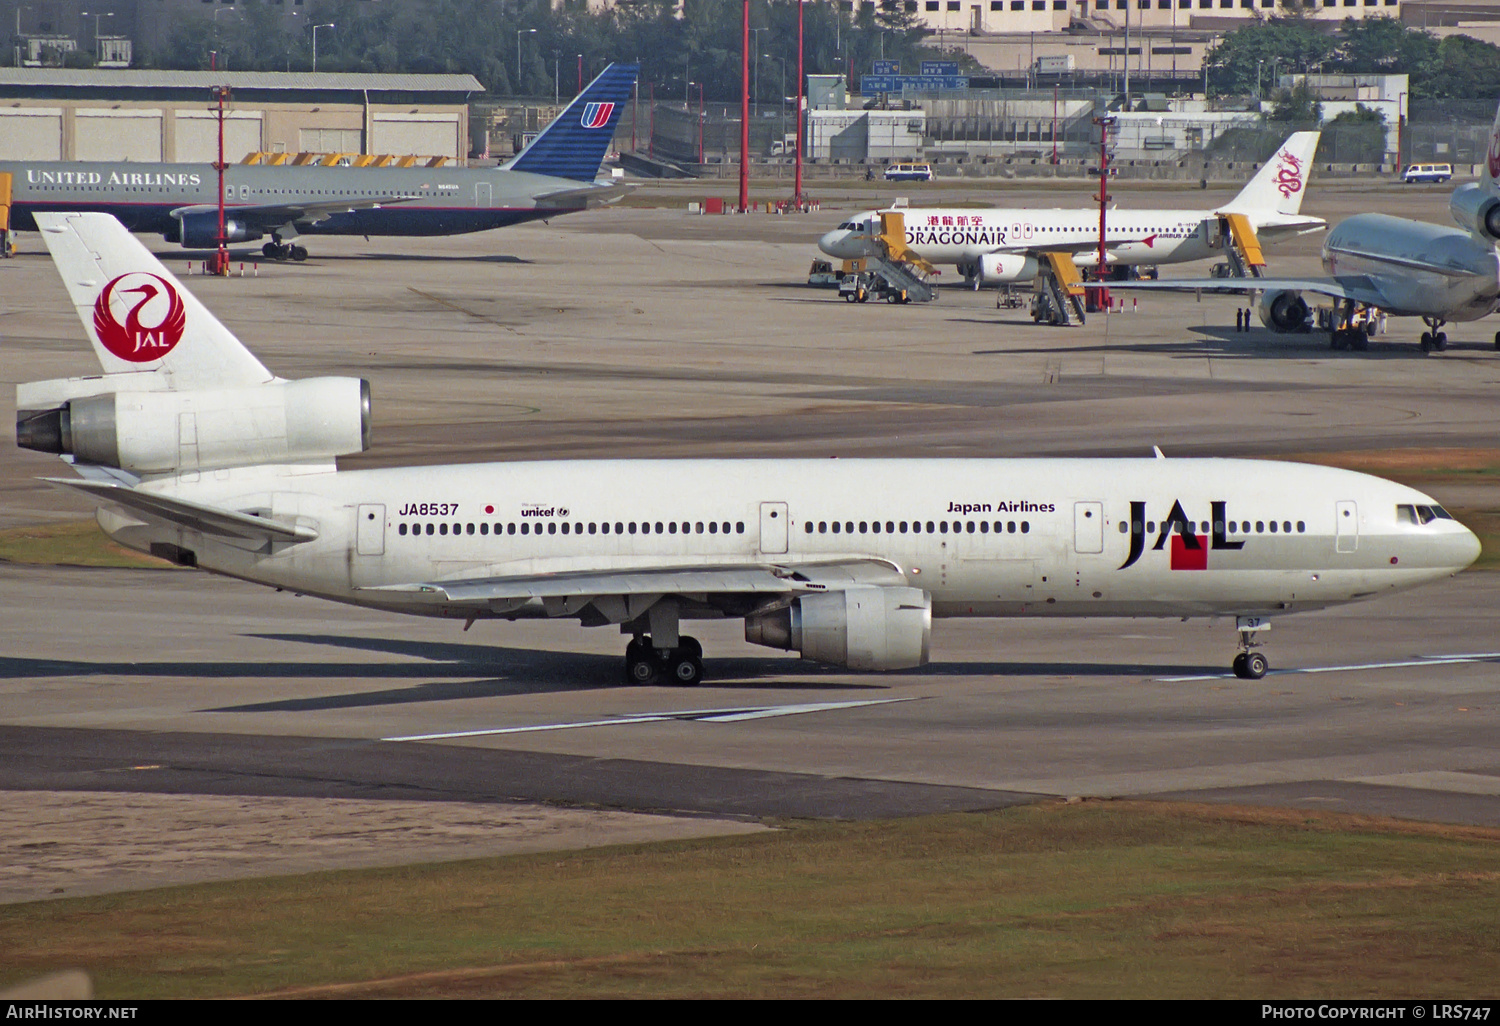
<box><xmin>3</xmin><ymin>803</ymin><xmax>1498</xmax><ymax>999</ymax></box>
<box><xmin>0</xmin><ymin>520</ymin><xmax>171</xmax><ymax>569</ymax></box>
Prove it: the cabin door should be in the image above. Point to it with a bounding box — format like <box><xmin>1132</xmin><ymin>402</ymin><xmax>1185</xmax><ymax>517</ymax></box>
<box><xmin>1335</xmin><ymin>501</ymin><xmax>1358</xmax><ymax>553</ymax></box>
<box><xmin>759</xmin><ymin>502</ymin><xmax>789</xmax><ymax>555</ymax></box>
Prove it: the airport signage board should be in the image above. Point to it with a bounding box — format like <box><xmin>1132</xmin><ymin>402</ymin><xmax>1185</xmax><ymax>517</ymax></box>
<box><xmin>860</xmin><ymin>75</ymin><xmax>969</xmax><ymax>93</ymax></box>
<box><xmin>920</xmin><ymin>61</ymin><xmax>961</xmax><ymax>76</ymax></box>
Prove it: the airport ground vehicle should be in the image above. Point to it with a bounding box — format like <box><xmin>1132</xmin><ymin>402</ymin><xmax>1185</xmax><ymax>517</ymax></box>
<box><xmin>1402</xmin><ymin>163</ymin><xmax>1453</xmax><ymax>184</ymax></box>
<box><xmin>883</xmin><ymin>163</ymin><xmax>934</xmax><ymax>182</ymax></box>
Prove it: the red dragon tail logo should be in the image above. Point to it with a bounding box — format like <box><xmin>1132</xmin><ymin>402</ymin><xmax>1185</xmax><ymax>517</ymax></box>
<box><xmin>1274</xmin><ymin>152</ymin><xmax>1304</xmax><ymax>199</ymax></box>
<box><xmin>92</xmin><ymin>273</ymin><xmax>187</xmax><ymax>363</ymax></box>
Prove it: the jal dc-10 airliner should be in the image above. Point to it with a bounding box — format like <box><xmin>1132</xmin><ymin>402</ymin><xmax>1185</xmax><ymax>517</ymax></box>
<box><xmin>16</xmin><ymin>213</ymin><xmax>1479</xmax><ymax>684</ymax></box>
<box><xmin>818</xmin><ymin>132</ymin><xmax>1323</xmax><ymax>289</ymax></box>
<box><xmin>0</xmin><ymin>64</ymin><xmax>636</xmax><ymax>261</ymax></box>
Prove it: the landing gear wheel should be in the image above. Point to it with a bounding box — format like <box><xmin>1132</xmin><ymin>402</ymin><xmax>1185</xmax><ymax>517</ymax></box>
<box><xmin>1420</xmin><ymin>333</ymin><xmax>1433</xmax><ymax>353</ymax></box>
<box><xmin>262</xmin><ymin>242</ymin><xmax>279</xmax><ymax>259</ymax></box>
<box><xmin>1350</xmin><ymin>330</ymin><xmax>1369</xmax><ymax>352</ymax></box>
<box><xmin>1493</xmin><ymin>330</ymin><xmax>1500</xmax><ymax>351</ymax></box>
<box><xmin>666</xmin><ymin>652</ymin><xmax>704</xmax><ymax>686</ymax></box>
<box><xmin>290</xmin><ymin>245</ymin><xmax>308</xmax><ymax>262</ymax></box>
<box><xmin>679</xmin><ymin>636</ymin><xmax>703</xmax><ymax>660</ymax></box>
<box><xmin>1434</xmin><ymin>332</ymin><xmax>1448</xmax><ymax>351</ymax></box>
<box><xmin>624</xmin><ymin>638</ymin><xmax>658</xmax><ymax>685</ymax></box>
<box><xmin>1242</xmin><ymin>652</ymin><xmax>1269</xmax><ymax>680</ymax></box>
<box><xmin>1232</xmin><ymin>653</ymin><xmax>1248</xmax><ymax>678</ymax></box>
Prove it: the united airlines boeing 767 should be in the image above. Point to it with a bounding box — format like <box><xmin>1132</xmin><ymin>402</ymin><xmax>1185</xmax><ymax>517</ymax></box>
<box><xmin>15</xmin><ymin>213</ymin><xmax>1479</xmax><ymax>683</ymax></box>
<box><xmin>0</xmin><ymin>64</ymin><xmax>636</xmax><ymax>261</ymax></box>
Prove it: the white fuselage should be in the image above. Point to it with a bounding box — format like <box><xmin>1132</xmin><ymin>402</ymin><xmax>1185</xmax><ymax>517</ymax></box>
<box><xmin>106</xmin><ymin>457</ymin><xmax>1479</xmax><ymax>625</ymax></box>
<box><xmin>1320</xmin><ymin>213</ymin><xmax>1500</xmax><ymax>321</ymax></box>
<box><xmin>819</xmin><ymin>207</ymin><xmax>1230</xmax><ymax>274</ymax></box>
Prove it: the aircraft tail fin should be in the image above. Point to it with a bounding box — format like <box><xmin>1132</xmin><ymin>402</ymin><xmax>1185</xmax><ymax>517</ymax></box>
<box><xmin>1481</xmin><ymin>100</ymin><xmax>1500</xmax><ymax>196</ymax></box>
<box><xmin>503</xmin><ymin>63</ymin><xmax>638</xmax><ymax>183</ymax></box>
<box><xmin>33</xmin><ymin>212</ymin><xmax>271</xmax><ymax>390</ymax></box>
<box><xmin>1221</xmin><ymin>131</ymin><xmax>1320</xmax><ymax>217</ymax></box>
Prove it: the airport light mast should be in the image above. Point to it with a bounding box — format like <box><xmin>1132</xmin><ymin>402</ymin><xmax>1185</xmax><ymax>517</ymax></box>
<box><xmin>794</xmin><ymin>0</ymin><xmax>804</xmax><ymax>208</ymax></box>
<box><xmin>739</xmin><ymin>0</ymin><xmax>750</xmax><ymax>212</ymax></box>
<box><xmin>1094</xmin><ymin>114</ymin><xmax>1115</xmax><ymax>311</ymax></box>
<box><xmin>210</xmin><ymin>84</ymin><xmax>231</xmax><ymax>277</ymax></box>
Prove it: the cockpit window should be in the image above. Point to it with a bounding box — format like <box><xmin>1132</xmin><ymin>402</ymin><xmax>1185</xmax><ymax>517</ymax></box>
<box><xmin>1397</xmin><ymin>504</ymin><xmax>1455</xmax><ymax>525</ymax></box>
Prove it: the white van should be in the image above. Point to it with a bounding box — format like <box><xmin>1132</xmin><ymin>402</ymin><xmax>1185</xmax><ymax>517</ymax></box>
<box><xmin>883</xmin><ymin>163</ymin><xmax>934</xmax><ymax>182</ymax></box>
<box><xmin>1402</xmin><ymin>163</ymin><xmax>1452</xmax><ymax>184</ymax></box>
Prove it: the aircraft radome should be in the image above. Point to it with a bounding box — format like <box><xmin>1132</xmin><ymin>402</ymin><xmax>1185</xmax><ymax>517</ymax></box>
<box><xmin>15</xmin><ymin>213</ymin><xmax>1480</xmax><ymax>684</ymax></box>
<box><xmin>0</xmin><ymin>64</ymin><xmax>637</xmax><ymax>261</ymax></box>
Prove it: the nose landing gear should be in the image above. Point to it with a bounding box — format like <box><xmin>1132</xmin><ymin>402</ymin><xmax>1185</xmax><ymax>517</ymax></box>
<box><xmin>1232</xmin><ymin>616</ymin><xmax>1271</xmax><ymax>679</ymax></box>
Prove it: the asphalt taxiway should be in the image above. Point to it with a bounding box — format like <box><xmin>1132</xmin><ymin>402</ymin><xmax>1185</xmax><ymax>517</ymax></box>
<box><xmin>1</xmin><ymin>177</ymin><xmax>1497</xmax><ymax>901</ymax></box>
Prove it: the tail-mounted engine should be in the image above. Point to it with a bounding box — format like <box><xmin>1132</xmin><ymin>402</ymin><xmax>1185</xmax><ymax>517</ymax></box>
<box><xmin>1257</xmin><ymin>290</ymin><xmax>1310</xmax><ymax>333</ymax></box>
<box><xmin>744</xmin><ymin>586</ymin><xmax>931</xmax><ymax>670</ymax></box>
<box><xmin>17</xmin><ymin>377</ymin><xmax>370</xmax><ymax>474</ymax></box>
<box><xmin>1449</xmin><ymin>182</ymin><xmax>1500</xmax><ymax>241</ymax></box>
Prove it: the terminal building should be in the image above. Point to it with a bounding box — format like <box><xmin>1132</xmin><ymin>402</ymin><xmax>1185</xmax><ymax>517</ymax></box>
<box><xmin>0</xmin><ymin>68</ymin><xmax>483</xmax><ymax>164</ymax></box>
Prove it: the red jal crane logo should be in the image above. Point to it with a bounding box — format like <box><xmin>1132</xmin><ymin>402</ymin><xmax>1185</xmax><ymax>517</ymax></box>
<box><xmin>92</xmin><ymin>273</ymin><xmax>186</xmax><ymax>363</ymax></box>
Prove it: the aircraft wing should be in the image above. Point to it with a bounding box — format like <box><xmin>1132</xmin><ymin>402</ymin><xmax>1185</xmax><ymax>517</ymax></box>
<box><xmin>362</xmin><ymin>558</ymin><xmax>908</xmax><ymax>607</ymax></box>
<box><xmin>169</xmin><ymin>194</ymin><xmax>419</xmax><ymax>229</ymax></box>
<box><xmin>1097</xmin><ymin>274</ymin><xmax>1389</xmax><ymax>307</ymax></box>
<box><xmin>45</xmin><ymin>478</ymin><xmax>318</xmax><ymax>545</ymax></box>
<box><xmin>531</xmin><ymin>181</ymin><xmax>632</xmax><ymax>209</ymax></box>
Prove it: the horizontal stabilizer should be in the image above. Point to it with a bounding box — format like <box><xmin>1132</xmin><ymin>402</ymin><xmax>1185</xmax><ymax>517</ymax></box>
<box><xmin>46</xmin><ymin>477</ymin><xmax>317</xmax><ymax>545</ymax></box>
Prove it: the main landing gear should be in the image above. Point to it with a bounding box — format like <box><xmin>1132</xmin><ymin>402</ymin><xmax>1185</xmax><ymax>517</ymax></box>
<box><xmin>262</xmin><ymin>236</ymin><xmax>308</xmax><ymax>262</ymax></box>
<box><xmin>625</xmin><ymin>636</ymin><xmax>704</xmax><ymax>687</ymax></box>
<box><xmin>1231</xmin><ymin>616</ymin><xmax>1271</xmax><ymax>680</ymax></box>
<box><xmin>1419</xmin><ymin>317</ymin><xmax>1448</xmax><ymax>353</ymax></box>
<box><xmin>1328</xmin><ymin>299</ymin><xmax>1369</xmax><ymax>351</ymax></box>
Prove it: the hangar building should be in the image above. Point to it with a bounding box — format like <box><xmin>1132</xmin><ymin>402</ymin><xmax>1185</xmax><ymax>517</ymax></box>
<box><xmin>0</xmin><ymin>69</ymin><xmax>484</xmax><ymax>164</ymax></box>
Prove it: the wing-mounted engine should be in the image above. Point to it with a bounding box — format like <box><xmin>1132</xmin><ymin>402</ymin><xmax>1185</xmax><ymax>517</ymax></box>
<box><xmin>1449</xmin><ymin>182</ymin><xmax>1500</xmax><ymax>241</ymax></box>
<box><xmin>967</xmin><ymin>253</ymin><xmax>1040</xmax><ymax>285</ymax></box>
<box><xmin>1257</xmin><ymin>289</ymin><xmax>1310</xmax><ymax>332</ymax></box>
<box><xmin>744</xmin><ymin>586</ymin><xmax>931</xmax><ymax>670</ymax></box>
<box><xmin>169</xmin><ymin>211</ymin><xmax>264</xmax><ymax>248</ymax></box>
<box><xmin>17</xmin><ymin>377</ymin><xmax>370</xmax><ymax>474</ymax></box>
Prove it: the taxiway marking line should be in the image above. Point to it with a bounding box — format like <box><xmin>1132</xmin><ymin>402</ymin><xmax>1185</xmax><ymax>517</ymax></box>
<box><xmin>1156</xmin><ymin>652</ymin><xmax>1500</xmax><ymax>683</ymax></box>
<box><xmin>382</xmin><ymin>698</ymin><xmax>917</xmax><ymax>742</ymax></box>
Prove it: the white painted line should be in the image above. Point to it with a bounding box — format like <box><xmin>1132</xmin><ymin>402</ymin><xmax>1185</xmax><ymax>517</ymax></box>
<box><xmin>1156</xmin><ymin>652</ymin><xmax>1500</xmax><ymax>683</ymax></box>
<box><xmin>383</xmin><ymin>698</ymin><xmax>917</xmax><ymax>742</ymax></box>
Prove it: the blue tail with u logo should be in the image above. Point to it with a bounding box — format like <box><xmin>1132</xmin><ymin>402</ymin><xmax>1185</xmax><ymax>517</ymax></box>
<box><xmin>504</xmin><ymin>63</ymin><xmax>639</xmax><ymax>182</ymax></box>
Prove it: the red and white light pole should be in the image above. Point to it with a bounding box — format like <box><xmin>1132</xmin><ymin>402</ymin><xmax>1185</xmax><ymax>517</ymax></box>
<box><xmin>210</xmin><ymin>84</ymin><xmax>231</xmax><ymax>277</ymax></box>
<box><xmin>794</xmin><ymin>0</ymin><xmax>804</xmax><ymax>207</ymax></box>
<box><xmin>1094</xmin><ymin>114</ymin><xmax>1115</xmax><ymax>310</ymax></box>
<box><xmin>739</xmin><ymin>0</ymin><xmax>750</xmax><ymax>212</ymax></box>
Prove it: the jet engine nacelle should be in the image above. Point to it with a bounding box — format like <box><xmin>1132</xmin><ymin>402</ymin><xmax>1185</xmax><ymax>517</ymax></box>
<box><xmin>969</xmin><ymin>253</ymin><xmax>1041</xmax><ymax>285</ymax></box>
<box><xmin>16</xmin><ymin>377</ymin><xmax>370</xmax><ymax>474</ymax></box>
<box><xmin>744</xmin><ymin>586</ymin><xmax>931</xmax><ymax>670</ymax></box>
<box><xmin>173</xmin><ymin>211</ymin><xmax>264</xmax><ymax>249</ymax></box>
<box><xmin>1449</xmin><ymin>182</ymin><xmax>1500</xmax><ymax>241</ymax></box>
<box><xmin>1257</xmin><ymin>290</ymin><xmax>1310</xmax><ymax>332</ymax></box>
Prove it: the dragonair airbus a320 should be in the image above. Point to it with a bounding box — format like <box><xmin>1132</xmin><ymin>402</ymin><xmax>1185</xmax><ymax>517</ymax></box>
<box><xmin>15</xmin><ymin>213</ymin><xmax>1479</xmax><ymax>683</ymax></box>
<box><xmin>818</xmin><ymin>132</ymin><xmax>1324</xmax><ymax>290</ymax></box>
<box><xmin>0</xmin><ymin>64</ymin><xmax>637</xmax><ymax>261</ymax></box>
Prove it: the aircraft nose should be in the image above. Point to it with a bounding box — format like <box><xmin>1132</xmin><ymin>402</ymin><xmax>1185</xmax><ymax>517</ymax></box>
<box><xmin>818</xmin><ymin>230</ymin><xmax>849</xmax><ymax>258</ymax></box>
<box><xmin>1452</xmin><ymin>523</ymin><xmax>1483</xmax><ymax>572</ymax></box>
